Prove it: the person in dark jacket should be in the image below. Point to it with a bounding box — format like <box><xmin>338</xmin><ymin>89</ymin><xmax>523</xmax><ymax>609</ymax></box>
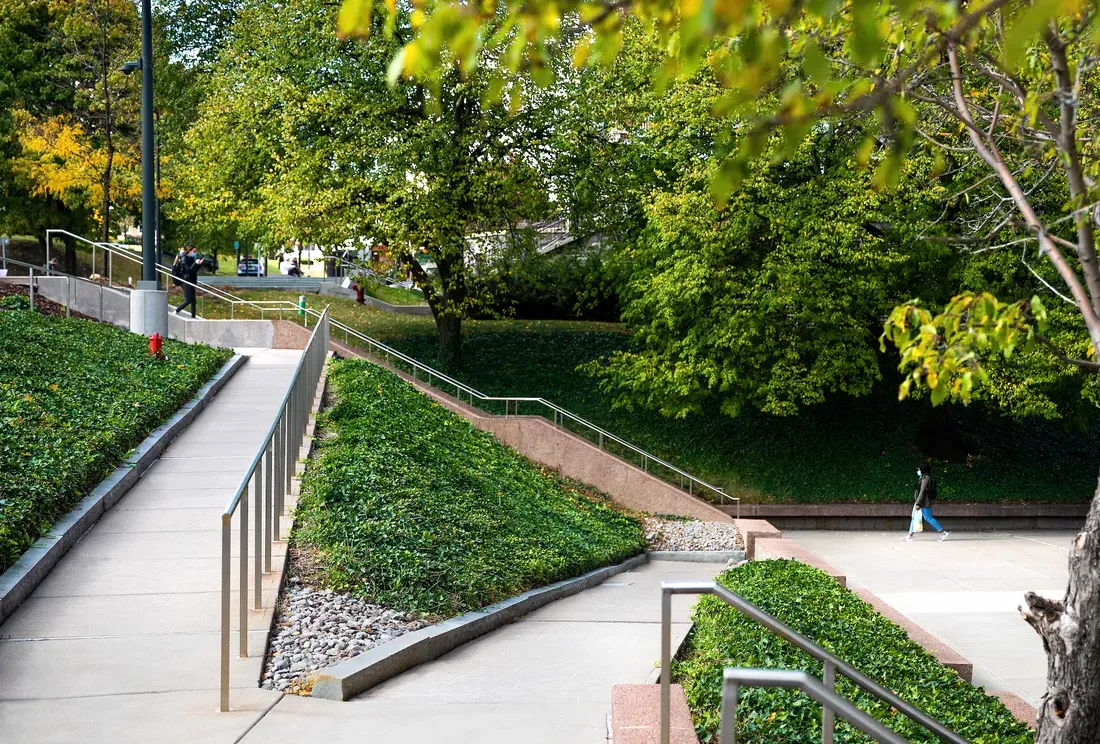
<box><xmin>903</xmin><ymin>461</ymin><xmax>949</xmax><ymax>542</ymax></box>
<box><xmin>174</xmin><ymin>246</ymin><xmax>201</xmax><ymax>318</ymax></box>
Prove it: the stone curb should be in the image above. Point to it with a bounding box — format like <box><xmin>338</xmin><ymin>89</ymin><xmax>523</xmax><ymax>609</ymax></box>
<box><xmin>0</xmin><ymin>354</ymin><xmax>246</xmax><ymax>624</ymax></box>
<box><xmin>310</xmin><ymin>552</ymin><xmax>650</xmax><ymax>701</ymax></box>
<box><xmin>648</xmin><ymin>550</ymin><xmax>745</xmax><ymax>563</ymax></box>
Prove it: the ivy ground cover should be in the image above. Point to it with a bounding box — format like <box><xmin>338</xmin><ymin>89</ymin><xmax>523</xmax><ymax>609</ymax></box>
<box><xmin>0</xmin><ymin>310</ymin><xmax>232</xmax><ymax>573</ymax></box>
<box><xmin>386</xmin><ymin>331</ymin><xmax>1099</xmax><ymax>505</ymax></box>
<box><xmin>293</xmin><ymin>358</ymin><xmax>646</xmax><ymax>616</ymax></box>
<box><xmin>675</xmin><ymin>560</ymin><xmax>1032</xmax><ymax>743</ymax></box>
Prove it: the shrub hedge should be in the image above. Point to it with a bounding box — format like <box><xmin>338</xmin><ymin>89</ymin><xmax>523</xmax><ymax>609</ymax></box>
<box><xmin>0</xmin><ymin>310</ymin><xmax>232</xmax><ymax>573</ymax></box>
<box><xmin>675</xmin><ymin>560</ymin><xmax>1033</xmax><ymax>743</ymax></box>
<box><xmin>294</xmin><ymin>358</ymin><xmax>646</xmax><ymax>616</ymax></box>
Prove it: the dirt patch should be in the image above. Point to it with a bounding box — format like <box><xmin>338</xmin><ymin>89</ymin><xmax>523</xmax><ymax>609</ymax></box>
<box><xmin>0</xmin><ymin>282</ymin><xmax>97</xmax><ymax>321</ymax></box>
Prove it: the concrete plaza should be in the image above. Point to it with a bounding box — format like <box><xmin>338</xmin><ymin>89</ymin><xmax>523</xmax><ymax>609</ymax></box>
<box><xmin>788</xmin><ymin>529</ymin><xmax>1072</xmax><ymax>706</ymax></box>
<box><xmin>239</xmin><ymin>559</ymin><xmax>721</xmax><ymax>744</ymax></box>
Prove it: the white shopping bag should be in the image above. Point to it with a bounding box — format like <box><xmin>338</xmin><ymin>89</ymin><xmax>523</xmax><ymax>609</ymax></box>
<box><xmin>910</xmin><ymin>506</ymin><xmax>924</xmax><ymax>533</ymax></box>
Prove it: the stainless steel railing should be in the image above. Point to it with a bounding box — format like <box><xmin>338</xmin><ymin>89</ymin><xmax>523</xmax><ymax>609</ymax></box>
<box><xmin>44</xmin><ymin>229</ymin><xmax>275</xmax><ymax>320</ymax></box>
<box><xmin>1</xmin><ymin>256</ymin><xmax>135</xmax><ymax>320</ymax></box>
<box><xmin>720</xmin><ymin>669</ymin><xmax>909</xmax><ymax>744</ymax></box>
<box><xmin>217</xmin><ymin>307</ymin><xmax>330</xmax><ymax>712</ymax></box>
<box><xmin>220</xmin><ymin>298</ymin><xmax>737</xmax><ymax>513</ymax></box>
<box><xmin>39</xmin><ymin>230</ymin><xmax>734</xmax><ymax>513</ymax></box>
<box><xmin>659</xmin><ymin>581</ymin><xmax>970</xmax><ymax>744</ymax></box>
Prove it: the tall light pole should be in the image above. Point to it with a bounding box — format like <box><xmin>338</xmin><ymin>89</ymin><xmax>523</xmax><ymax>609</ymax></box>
<box><xmin>123</xmin><ymin>0</ymin><xmax>168</xmax><ymax>336</ymax></box>
<box><xmin>139</xmin><ymin>0</ymin><xmax>155</xmax><ymax>287</ymax></box>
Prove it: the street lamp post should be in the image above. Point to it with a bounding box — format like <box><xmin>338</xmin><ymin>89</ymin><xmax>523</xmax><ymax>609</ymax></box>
<box><xmin>124</xmin><ymin>0</ymin><xmax>168</xmax><ymax>336</ymax></box>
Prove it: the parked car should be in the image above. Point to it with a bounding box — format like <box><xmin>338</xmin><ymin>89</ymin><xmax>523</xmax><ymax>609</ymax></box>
<box><xmin>236</xmin><ymin>257</ymin><xmax>266</xmax><ymax>277</ymax></box>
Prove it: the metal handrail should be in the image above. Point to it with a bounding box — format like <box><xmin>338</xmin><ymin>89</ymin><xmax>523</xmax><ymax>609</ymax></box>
<box><xmin>45</xmin><ymin>229</ymin><xmax>275</xmax><ymax>319</ymax></box>
<box><xmin>36</xmin><ymin>230</ymin><xmax>729</xmax><ymax>512</ymax></box>
<box><xmin>0</xmin><ymin>256</ymin><xmax>133</xmax><ymax>318</ymax></box>
<box><xmin>221</xmin><ymin>298</ymin><xmax>736</xmax><ymax>511</ymax></box>
<box><xmin>660</xmin><ymin>581</ymin><xmax>970</xmax><ymax>744</ymax></box>
<box><xmin>218</xmin><ymin>306</ymin><xmax>330</xmax><ymax>712</ymax></box>
<box><xmin>721</xmin><ymin>669</ymin><xmax>909</xmax><ymax>744</ymax></box>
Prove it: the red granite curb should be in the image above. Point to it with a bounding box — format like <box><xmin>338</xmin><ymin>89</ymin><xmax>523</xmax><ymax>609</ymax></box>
<box><xmin>612</xmin><ymin>684</ymin><xmax>700</xmax><ymax>744</ymax></box>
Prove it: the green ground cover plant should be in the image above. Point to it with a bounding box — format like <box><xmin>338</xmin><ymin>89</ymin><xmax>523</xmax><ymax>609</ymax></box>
<box><xmin>0</xmin><ymin>310</ymin><xmax>232</xmax><ymax>573</ymax></box>
<box><xmin>675</xmin><ymin>560</ymin><xmax>1032</xmax><ymax>743</ymax></box>
<box><xmin>293</xmin><ymin>358</ymin><xmax>646</xmax><ymax>616</ymax></box>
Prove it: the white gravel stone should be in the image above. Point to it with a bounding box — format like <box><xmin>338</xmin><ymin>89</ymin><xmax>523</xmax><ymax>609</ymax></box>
<box><xmin>263</xmin><ymin>583</ymin><xmax>433</xmax><ymax>694</ymax></box>
<box><xmin>643</xmin><ymin>516</ymin><xmax>740</xmax><ymax>552</ymax></box>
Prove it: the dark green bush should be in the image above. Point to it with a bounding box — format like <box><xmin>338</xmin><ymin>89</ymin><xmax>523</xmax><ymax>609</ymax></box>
<box><xmin>0</xmin><ymin>311</ymin><xmax>232</xmax><ymax>573</ymax></box>
<box><xmin>486</xmin><ymin>248</ymin><xmax>621</xmax><ymax>321</ymax></box>
<box><xmin>675</xmin><ymin>560</ymin><xmax>1032</xmax><ymax>743</ymax></box>
<box><xmin>294</xmin><ymin>358</ymin><xmax>646</xmax><ymax>615</ymax></box>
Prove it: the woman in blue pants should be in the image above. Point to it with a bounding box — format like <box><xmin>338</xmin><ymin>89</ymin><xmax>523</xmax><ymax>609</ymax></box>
<box><xmin>903</xmin><ymin>462</ymin><xmax>949</xmax><ymax>542</ymax></box>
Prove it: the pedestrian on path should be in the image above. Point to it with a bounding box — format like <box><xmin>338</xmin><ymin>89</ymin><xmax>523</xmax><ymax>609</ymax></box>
<box><xmin>903</xmin><ymin>461</ymin><xmax>949</xmax><ymax>542</ymax></box>
<box><xmin>174</xmin><ymin>246</ymin><xmax>201</xmax><ymax>318</ymax></box>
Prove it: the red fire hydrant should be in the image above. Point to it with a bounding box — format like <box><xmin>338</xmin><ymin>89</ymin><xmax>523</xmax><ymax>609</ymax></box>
<box><xmin>352</xmin><ymin>283</ymin><xmax>365</xmax><ymax>304</ymax></box>
<box><xmin>149</xmin><ymin>333</ymin><xmax>164</xmax><ymax>359</ymax></box>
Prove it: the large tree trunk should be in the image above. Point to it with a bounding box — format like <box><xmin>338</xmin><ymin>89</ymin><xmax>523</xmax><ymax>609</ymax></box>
<box><xmin>435</xmin><ymin>311</ymin><xmax>462</xmax><ymax>370</ymax></box>
<box><xmin>1025</xmin><ymin>473</ymin><xmax>1100</xmax><ymax>742</ymax></box>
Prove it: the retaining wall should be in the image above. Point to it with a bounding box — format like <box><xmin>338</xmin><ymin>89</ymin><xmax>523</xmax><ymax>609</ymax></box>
<box><xmin>331</xmin><ymin>341</ymin><xmax>732</xmax><ymax>523</ymax></box>
<box><xmin>722</xmin><ymin>503</ymin><xmax>1088</xmax><ymax>531</ymax></box>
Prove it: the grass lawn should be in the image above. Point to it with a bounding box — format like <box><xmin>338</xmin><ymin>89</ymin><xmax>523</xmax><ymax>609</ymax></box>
<box><xmin>675</xmin><ymin>560</ymin><xmax>1032</xmax><ymax>743</ymax></box>
<box><xmin>365</xmin><ymin>283</ymin><xmax>426</xmax><ymax>306</ymax></box>
<box><xmin>198</xmin><ymin>286</ymin><xmax>1099</xmax><ymax>504</ymax></box>
<box><xmin>294</xmin><ymin>359</ymin><xmax>646</xmax><ymax>616</ymax></box>
<box><xmin>0</xmin><ymin>309</ymin><xmax>232</xmax><ymax>573</ymax></box>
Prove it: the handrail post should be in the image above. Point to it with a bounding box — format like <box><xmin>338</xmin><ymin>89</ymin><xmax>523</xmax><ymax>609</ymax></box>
<box><xmin>720</xmin><ymin>681</ymin><xmax>738</xmax><ymax>744</ymax></box>
<box><xmin>254</xmin><ymin>462</ymin><xmax>263</xmax><ymax>610</ymax></box>
<box><xmin>822</xmin><ymin>660</ymin><xmax>835</xmax><ymax>744</ymax></box>
<box><xmin>239</xmin><ymin>489</ymin><xmax>248</xmax><ymax>658</ymax></box>
<box><xmin>661</xmin><ymin>587</ymin><xmax>672</xmax><ymax>744</ymax></box>
<box><xmin>29</xmin><ymin>267</ymin><xmax>34</xmax><ymax>311</ymax></box>
<box><xmin>264</xmin><ymin>440</ymin><xmax>273</xmax><ymax>572</ymax></box>
<box><xmin>220</xmin><ymin>514</ymin><xmax>231</xmax><ymax>711</ymax></box>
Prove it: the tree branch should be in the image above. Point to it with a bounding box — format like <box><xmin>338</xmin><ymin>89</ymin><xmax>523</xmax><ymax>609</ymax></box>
<box><xmin>1035</xmin><ymin>333</ymin><xmax>1100</xmax><ymax>373</ymax></box>
<box><xmin>947</xmin><ymin>42</ymin><xmax>1100</xmax><ymax>354</ymax></box>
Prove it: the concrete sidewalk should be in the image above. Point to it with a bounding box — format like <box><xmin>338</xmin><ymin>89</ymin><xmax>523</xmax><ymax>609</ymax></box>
<box><xmin>787</xmin><ymin>530</ymin><xmax>1072</xmax><ymax>706</ymax></box>
<box><xmin>239</xmin><ymin>559</ymin><xmax>721</xmax><ymax>744</ymax></box>
<box><xmin>0</xmin><ymin>349</ymin><xmax>303</xmax><ymax>743</ymax></box>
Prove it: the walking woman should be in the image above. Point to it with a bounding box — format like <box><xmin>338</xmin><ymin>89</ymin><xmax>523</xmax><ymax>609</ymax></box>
<box><xmin>903</xmin><ymin>462</ymin><xmax>949</xmax><ymax>542</ymax></box>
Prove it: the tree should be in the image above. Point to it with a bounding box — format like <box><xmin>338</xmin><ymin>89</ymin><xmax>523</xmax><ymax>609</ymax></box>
<box><xmin>349</xmin><ymin>0</ymin><xmax>1100</xmax><ymax>739</ymax></box>
<box><xmin>176</xmin><ymin>0</ymin><xmax>563</xmax><ymax>366</ymax></box>
<box><xmin>2</xmin><ymin>0</ymin><xmax>141</xmax><ymax>271</ymax></box>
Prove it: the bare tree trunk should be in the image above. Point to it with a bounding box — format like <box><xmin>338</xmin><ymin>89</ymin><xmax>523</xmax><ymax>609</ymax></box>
<box><xmin>435</xmin><ymin>311</ymin><xmax>462</xmax><ymax>370</ymax></box>
<box><xmin>1024</xmin><ymin>473</ymin><xmax>1100</xmax><ymax>742</ymax></box>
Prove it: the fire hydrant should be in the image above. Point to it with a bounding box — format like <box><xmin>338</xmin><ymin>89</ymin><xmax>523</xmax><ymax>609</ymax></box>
<box><xmin>148</xmin><ymin>333</ymin><xmax>164</xmax><ymax>359</ymax></box>
<box><xmin>352</xmin><ymin>283</ymin><xmax>365</xmax><ymax>304</ymax></box>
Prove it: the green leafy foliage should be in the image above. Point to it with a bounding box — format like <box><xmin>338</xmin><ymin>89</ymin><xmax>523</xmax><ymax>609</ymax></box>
<box><xmin>293</xmin><ymin>358</ymin><xmax>646</xmax><ymax>615</ymax></box>
<box><xmin>675</xmin><ymin>560</ymin><xmax>1033</xmax><ymax>743</ymax></box>
<box><xmin>881</xmin><ymin>292</ymin><xmax>1050</xmax><ymax>407</ymax></box>
<box><xmin>0</xmin><ymin>311</ymin><xmax>231</xmax><ymax>573</ymax></box>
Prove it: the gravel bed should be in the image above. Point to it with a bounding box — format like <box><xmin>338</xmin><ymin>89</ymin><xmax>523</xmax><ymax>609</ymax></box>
<box><xmin>262</xmin><ymin>576</ymin><xmax>434</xmax><ymax>695</ymax></box>
<box><xmin>643</xmin><ymin>516</ymin><xmax>741</xmax><ymax>551</ymax></box>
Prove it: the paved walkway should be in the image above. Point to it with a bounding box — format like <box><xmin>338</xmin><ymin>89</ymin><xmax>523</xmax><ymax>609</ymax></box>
<box><xmin>239</xmin><ymin>559</ymin><xmax>722</xmax><ymax>744</ymax></box>
<box><xmin>788</xmin><ymin>530</ymin><xmax>1072</xmax><ymax>706</ymax></box>
<box><xmin>0</xmin><ymin>350</ymin><xmax>301</xmax><ymax>743</ymax></box>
